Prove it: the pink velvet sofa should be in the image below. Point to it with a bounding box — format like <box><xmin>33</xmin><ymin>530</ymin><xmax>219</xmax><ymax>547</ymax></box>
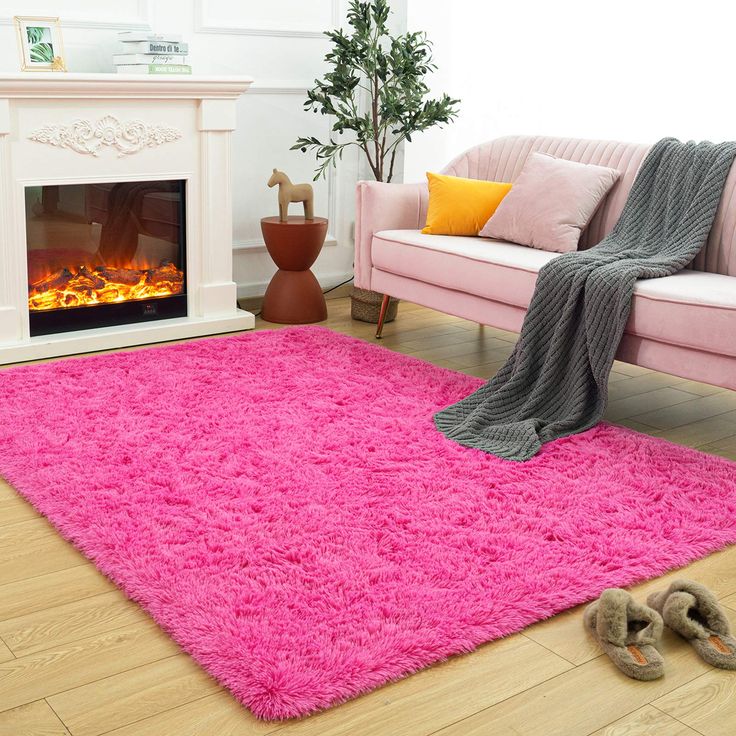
<box><xmin>355</xmin><ymin>135</ymin><xmax>736</xmax><ymax>390</ymax></box>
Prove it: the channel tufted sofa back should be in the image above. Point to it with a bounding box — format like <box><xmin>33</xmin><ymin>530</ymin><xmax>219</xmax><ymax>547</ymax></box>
<box><xmin>441</xmin><ymin>135</ymin><xmax>736</xmax><ymax>276</ymax></box>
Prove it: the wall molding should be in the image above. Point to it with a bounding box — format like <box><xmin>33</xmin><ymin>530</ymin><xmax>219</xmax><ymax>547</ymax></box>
<box><xmin>194</xmin><ymin>0</ymin><xmax>339</xmax><ymax>39</ymax></box>
<box><xmin>247</xmin><ymin>83</ymin><xmax>310</xmax><ymax>96</ymax></box>
<box><xmin>0</xmin><ymin>0</ymin><xmax>152</xmax><ymax>30</ymax></box>
<box><xmin>233</xmin><ymin>235</ymin><xmax>337</xmax><ymax>253</ymax></box>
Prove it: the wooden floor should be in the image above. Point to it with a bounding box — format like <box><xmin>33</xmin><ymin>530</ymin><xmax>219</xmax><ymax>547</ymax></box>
<box><xmin>1</xmin><ymin>297</ymin><xmax>735</xmax><ymax>736</ymax></box>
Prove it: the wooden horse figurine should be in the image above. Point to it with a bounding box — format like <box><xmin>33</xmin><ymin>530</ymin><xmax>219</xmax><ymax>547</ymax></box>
<box><xmin>267</xmin><ymin>169</ymin><xmax>314</xmax><ymax>222</ymax></box>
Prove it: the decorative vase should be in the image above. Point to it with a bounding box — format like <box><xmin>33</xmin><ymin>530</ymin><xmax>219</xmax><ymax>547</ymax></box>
<box><xmin>350</xmin><ymin>287</ymin><xmax>399</xmax><ymax>324</ymax></box>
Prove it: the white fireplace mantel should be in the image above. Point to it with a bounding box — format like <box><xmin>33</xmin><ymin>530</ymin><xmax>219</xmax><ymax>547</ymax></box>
<box><xmin>0</xmin><ymin>73</ymin><xmax>253</xmax><ymax>100</ymax></box>
<box><xmin>0</xmin><ymin>73</ymin><xmax>255</xmax><ymax>364</ymax></box>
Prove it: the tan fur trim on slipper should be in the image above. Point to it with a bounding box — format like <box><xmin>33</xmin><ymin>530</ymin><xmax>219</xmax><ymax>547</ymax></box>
<box><xmin>585</xmin><ymin>589</ymin><xmax>664</xmax><ymax>680</ymax></box>
<box><xmin>647</xmin><ymin>579</ymin><xmax>736</xmax><ymax>670</ymax></box>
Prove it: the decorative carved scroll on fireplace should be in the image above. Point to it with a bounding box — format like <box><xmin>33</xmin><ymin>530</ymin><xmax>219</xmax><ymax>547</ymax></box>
<box><xmin>28</xmin><ymin>115</ymin><xmax>182</xmax><ymax>157</ymax></box>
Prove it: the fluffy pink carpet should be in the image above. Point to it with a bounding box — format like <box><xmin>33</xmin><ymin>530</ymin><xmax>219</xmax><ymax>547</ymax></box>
<box><xmin>1</xmin><ymin>326</ymin><xmax>735</xmax><ymax>720</ymax></box>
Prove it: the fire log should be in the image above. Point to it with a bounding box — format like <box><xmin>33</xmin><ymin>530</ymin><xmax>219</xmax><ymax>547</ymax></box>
<box><xmin>94</xmin><ymin>267</ymin><xmax>144</xmax><ymax>286</ymax></box>
<box><xmin>149</xmin><ymin>263</ymin><xmax>184</xmax><ymax>286</ymax></box>
<box><xmin>70</xmin><ymin>267</ymin><xmax>106</xmax><ymax>291</ymax></box>
<box><xmin>30</xmin><ymin>268</ymin><xmax>73</xmax><ymax>293</ymax></box>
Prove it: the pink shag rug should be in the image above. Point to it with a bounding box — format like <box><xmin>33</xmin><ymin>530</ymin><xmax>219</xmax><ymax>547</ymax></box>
<box><xmin>1</xmin><ymin>326</ymin><xmax>735</xmax><ymax>720</ymax></box>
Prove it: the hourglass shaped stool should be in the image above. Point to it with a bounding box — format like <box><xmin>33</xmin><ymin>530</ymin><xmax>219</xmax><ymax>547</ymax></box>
<box><xmin>260</xmin><ymin>216</ymin><xmax>328</xmax><ymax>324</ymax></box>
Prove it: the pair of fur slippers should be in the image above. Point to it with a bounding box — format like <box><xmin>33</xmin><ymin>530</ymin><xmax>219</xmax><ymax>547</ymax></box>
<box><xmin>584</xmin><ymin>579</ymin><xmax>736</xmax><ymax>680</ymax></box>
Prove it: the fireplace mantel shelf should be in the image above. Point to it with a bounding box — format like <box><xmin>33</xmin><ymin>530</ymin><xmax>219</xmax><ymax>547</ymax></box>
<box><xmin>0</xmin><ymin>73</ymin><xmax>254</xmax><ymax>100</ymax></box>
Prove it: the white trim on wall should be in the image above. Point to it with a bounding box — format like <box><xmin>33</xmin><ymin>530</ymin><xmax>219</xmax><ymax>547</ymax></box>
<box><xmin>248</xmin><ymin>84</ymin><xmax>309</xmax><ymax>96</ymax></box>
<box><xmin>0</xmin><ymin>0</ymin><xmax>152</xmax><ymax>30</ymax></box>
<box><xmin>233</xmin><ymin>235</ymin><xmax>337</xmax><ymax>253</ymax></box>
<box><xmin>194</xmin><ymin>0</ymin><xmax>339</xmax><ymax>39</ymax></box>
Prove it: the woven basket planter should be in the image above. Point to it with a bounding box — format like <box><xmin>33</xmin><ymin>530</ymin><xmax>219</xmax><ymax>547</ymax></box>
<box><xmin>350</xmin><ymin>287</ymin><xmax>399</xmax><ymax>324</ymax></box>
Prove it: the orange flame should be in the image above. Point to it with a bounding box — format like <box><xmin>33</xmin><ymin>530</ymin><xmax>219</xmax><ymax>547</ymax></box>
<box><xmin>28</xmin><ymin>261</ymin><xmax>184</xmax><ymax>311</ymax></box>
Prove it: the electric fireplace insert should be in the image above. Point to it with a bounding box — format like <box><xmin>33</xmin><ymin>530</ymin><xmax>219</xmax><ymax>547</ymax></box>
<box><xmin>26</xmin><ymin>180</ymin><xmax>187</xmax><ymax>337</ymax></box>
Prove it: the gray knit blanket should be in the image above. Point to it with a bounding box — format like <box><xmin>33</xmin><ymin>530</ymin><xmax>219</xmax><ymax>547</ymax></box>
<box><xmin>434</xmin><ymin>138</ymin><xmax>736</xmax><ymax>461</ymax></box>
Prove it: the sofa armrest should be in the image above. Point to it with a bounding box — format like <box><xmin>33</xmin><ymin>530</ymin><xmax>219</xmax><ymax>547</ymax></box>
<box><xmin>354</xmin><ymin>180</ymin><xmax>428</xmax><ymax>290</ymax></box>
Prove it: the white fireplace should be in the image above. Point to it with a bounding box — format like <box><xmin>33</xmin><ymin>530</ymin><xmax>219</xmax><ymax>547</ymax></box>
<box><xmin>0</xmin><ymin>73</ymin><xmax>255</xmax><ymax>365</ymax></box>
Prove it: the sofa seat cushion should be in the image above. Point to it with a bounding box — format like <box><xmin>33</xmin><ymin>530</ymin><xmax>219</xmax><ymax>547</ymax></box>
<box><xmin>372</xmin><ymin>229</ymin><xmax>736</xmax><ymax>358</ymax></box>
<box><xmin>372</xmin><ymin>230</ymin><xmax>558</xmax><ymax>308</ymax></box>
<box><xmin>631</xmin><ymin>271</ymin><xmax>736</xmax><ymax>357</ymax></box>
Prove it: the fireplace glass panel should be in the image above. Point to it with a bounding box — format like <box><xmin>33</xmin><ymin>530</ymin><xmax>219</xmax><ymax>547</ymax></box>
<box><xmin>26</xmin><ymin>180</ymin><xmax>187</xmax><ymax>336</ymax></box>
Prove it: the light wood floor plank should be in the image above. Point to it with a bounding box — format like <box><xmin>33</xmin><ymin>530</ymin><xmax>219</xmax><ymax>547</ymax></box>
<box><xmin>413</xmin><ymin>335</ymin><xmax>512</xmax><ymax>355</ymax></box>
<box><xmin>0</xmin><ymin>590</ymin><xmax>150</xmax><ymax>657</ymax></box>
<box><xmin>47</xmin><ymin>655</ymin><xmax>222</xmax><ymax>736</ymax></box>
<box><xmin>0</xmin><ymin>519</ymin><xmax>87</xmax><ymax>587</ymax></box>
<box><xmin>608</xmin><ymin>370</ymin><xmax>633</xmax><ymax>383</ymax></box>
<box><xmin>0</xmin><ymin>621</ymin><xmax>181</xmax><ymax>712</ymax></box>
<box><xmin>0</xmin><ymin>699</ymin><xmax>70</xmax><ymax>736</ymax></box>
<box><xmin>376</xmin><ymin>327</ymin><xmax>464</xmax><ymax>346</ymax></box>
<box><xmin>101</xmin><ymin>691</ymin><xmax>274</xmax><ymax>736</ymax></box>
<box><xmin>404</xmin><ymin>342</ymin><xmax>510</xmax><ymax>364</ymax></box>
<box><xmin>632</xmin><ymin>394</ymin><xmax>736</xmax><ymax>430</ymax></box>
<box><xmin>274</xmin><ymin>634</ymin><xmax>571</xmax><ymax>736</ymax></box>
<box><xmin>589</xmin><ymin>705</ymin><xmax>701</xmax><ymax>735</ymax></box>
<box><xmin>607</xmin><ymin>372</ymin><xmax>694</xmax><ymax>401</ymax></box>
<box><xmin>0</xmin><ymin>518</ymin><xmax>63</xmax><ymax>552</ymax></box>
<box><xmin>655</xmin><ymin>414</ymin><xmax>736</xmax><ymax>448</ymax></box>
<box><xmin>445</xmin><ymin>346</ymin><xmax>515</xmax><ymax>370</ymax></box>
<box><xmin>611</xmin><ymin>361</ymin><xmax>655</xmax><ymax>377</ymax></box>
<box><xmin>614</xmin><ymin>418</ymin><xmax>660</xmax><ymax>433</ymax></box>
<box><xmin>0</xmin><ymin>478</ymin><xmax>23</xmax><ymax>500</ymax></box>
<box><xmin>0</xmin><ymin>566</ymin><xmax>116</xmax><ymax>623</ymax></box>
<box><xmin>0</xmin><ymin>495</ymin><xmax>41</xmax><ymax>527</ymax></box>
<box><xmin>604</xmin><ymin>388</ymin><xmax>699</xmax><ymax>423</ymax></box>
<box><xmin>0</xmin><ymin>480</ymin><xmax>12</xmax><ymax>500</ymax></box>
<box><xmin>0</xmin><ymin>637</ymin><xmax>13</xmax><ymax>663</ymax></box>
<box><xmin>670</xmin><ymin>378</ymin><xmax>728</xmax><ymax>397</ymax></box>
<box><xmin>460</xmin><ymin>361</ymin><xmax>506</xmax><ymax>379</ymax></box>
<box><xmin>698</xmin><ymin>434</ymin><xmax>736</xmax><ymax>461</ymax></box>
<box><xmin>432</xmin><ymin>628</ymin><xmax>711</xmax><ymax>736</ymax></box>
<box><xmin>399</xmin><ymin>331</ymin><xmax>508</xmax><ymax>351</ymax></box>
<box><xmin>653</xmin><ymin>669</ymin><xmax>736</xmax><ymax>736</ymax></box>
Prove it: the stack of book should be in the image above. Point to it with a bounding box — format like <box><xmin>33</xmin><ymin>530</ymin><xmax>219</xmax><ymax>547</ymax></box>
<box><xmin>114</xmin><ymin>32</ymin><xmax>191</xmax><ymax>75</ymax></box>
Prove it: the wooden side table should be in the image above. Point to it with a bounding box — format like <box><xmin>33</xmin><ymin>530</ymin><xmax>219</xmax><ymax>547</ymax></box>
<box><xmin>260</xmin><ymin>216</ymin><xmax>328</xmax><ymax>324</ymax></box>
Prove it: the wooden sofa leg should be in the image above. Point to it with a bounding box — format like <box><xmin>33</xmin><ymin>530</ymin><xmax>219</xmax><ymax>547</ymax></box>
<box><xmin>375</xmin><ymin>294</ymin><xmax>391</xmax><ymax>339</ymax></box>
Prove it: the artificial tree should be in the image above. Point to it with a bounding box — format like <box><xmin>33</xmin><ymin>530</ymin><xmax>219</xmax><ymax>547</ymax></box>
<box><xmin>293</xmin><ymin>0</ymin><xmax>459</xmax><ymax>319</ymax></box>
<box><xmin>293</xmin><ymin>0</ymin><xmax>459</xmax><ymax>183</ymax></box>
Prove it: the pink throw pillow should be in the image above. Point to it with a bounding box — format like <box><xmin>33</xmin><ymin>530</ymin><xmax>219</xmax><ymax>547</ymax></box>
<box><xmin>479</xmin><ymin>152</ymin><xmax>620</xmax><ymax>253</ymax></box>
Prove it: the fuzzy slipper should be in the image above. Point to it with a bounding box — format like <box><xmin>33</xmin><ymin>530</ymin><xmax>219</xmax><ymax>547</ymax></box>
<box><xmin>647</xmin><ymin>579</ymin><xmax>736</xmax><ymax>670</ymax></box>
<box><xmin>584</xmin><ymin>588</ymin><xmax>664</xmax><ymax>680</ymax></box>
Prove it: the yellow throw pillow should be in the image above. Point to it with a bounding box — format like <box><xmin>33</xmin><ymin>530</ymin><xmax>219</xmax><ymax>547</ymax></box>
<box><xmin>421</xmin><ymin>172</ymin><xmax>512</xmax><ymax>236</ymax></box>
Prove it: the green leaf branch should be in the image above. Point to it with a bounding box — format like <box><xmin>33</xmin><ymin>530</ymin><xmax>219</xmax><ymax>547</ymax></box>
<box><xmin>292</xmin><ymin>0</ymin><xmax>459</xmax><ymax>182</ymax></box>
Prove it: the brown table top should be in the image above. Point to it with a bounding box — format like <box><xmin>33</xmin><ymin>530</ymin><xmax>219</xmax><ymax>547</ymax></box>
<box><xmin>261</xmin><ymin>216</ymin><xmax>328</xmax><ymax>226</ymax></box>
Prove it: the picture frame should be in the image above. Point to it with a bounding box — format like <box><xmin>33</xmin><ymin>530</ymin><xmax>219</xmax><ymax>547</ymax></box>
<box><xmin>14</xmin><ymin>16</ymin><xmax>66</xmax><ymax>72</ymax></box>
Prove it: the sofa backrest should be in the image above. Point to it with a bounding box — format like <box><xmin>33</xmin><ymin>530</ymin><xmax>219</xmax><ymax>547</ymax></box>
<box><xmin>442</xmin><ymin>135</ymin><xmax>736</xmax><ymax>276</ymax></box>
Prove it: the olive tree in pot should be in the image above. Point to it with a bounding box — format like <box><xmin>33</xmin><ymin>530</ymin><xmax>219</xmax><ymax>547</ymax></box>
<box><xmin>293</xmin><ymin>0</ymin><xmax>459</xmax><ymax>323</ymax></box>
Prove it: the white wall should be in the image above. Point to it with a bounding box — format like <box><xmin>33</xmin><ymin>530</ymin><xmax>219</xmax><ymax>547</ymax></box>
<box><xmin>0</xmin><ymin>0</ymin><xmax>407</xmax><ymax>296</ymax></box>
<box><xmin>404</xmin><ymin>0</ymin><xmax>736</xmax><ymax>182</ymax></box>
